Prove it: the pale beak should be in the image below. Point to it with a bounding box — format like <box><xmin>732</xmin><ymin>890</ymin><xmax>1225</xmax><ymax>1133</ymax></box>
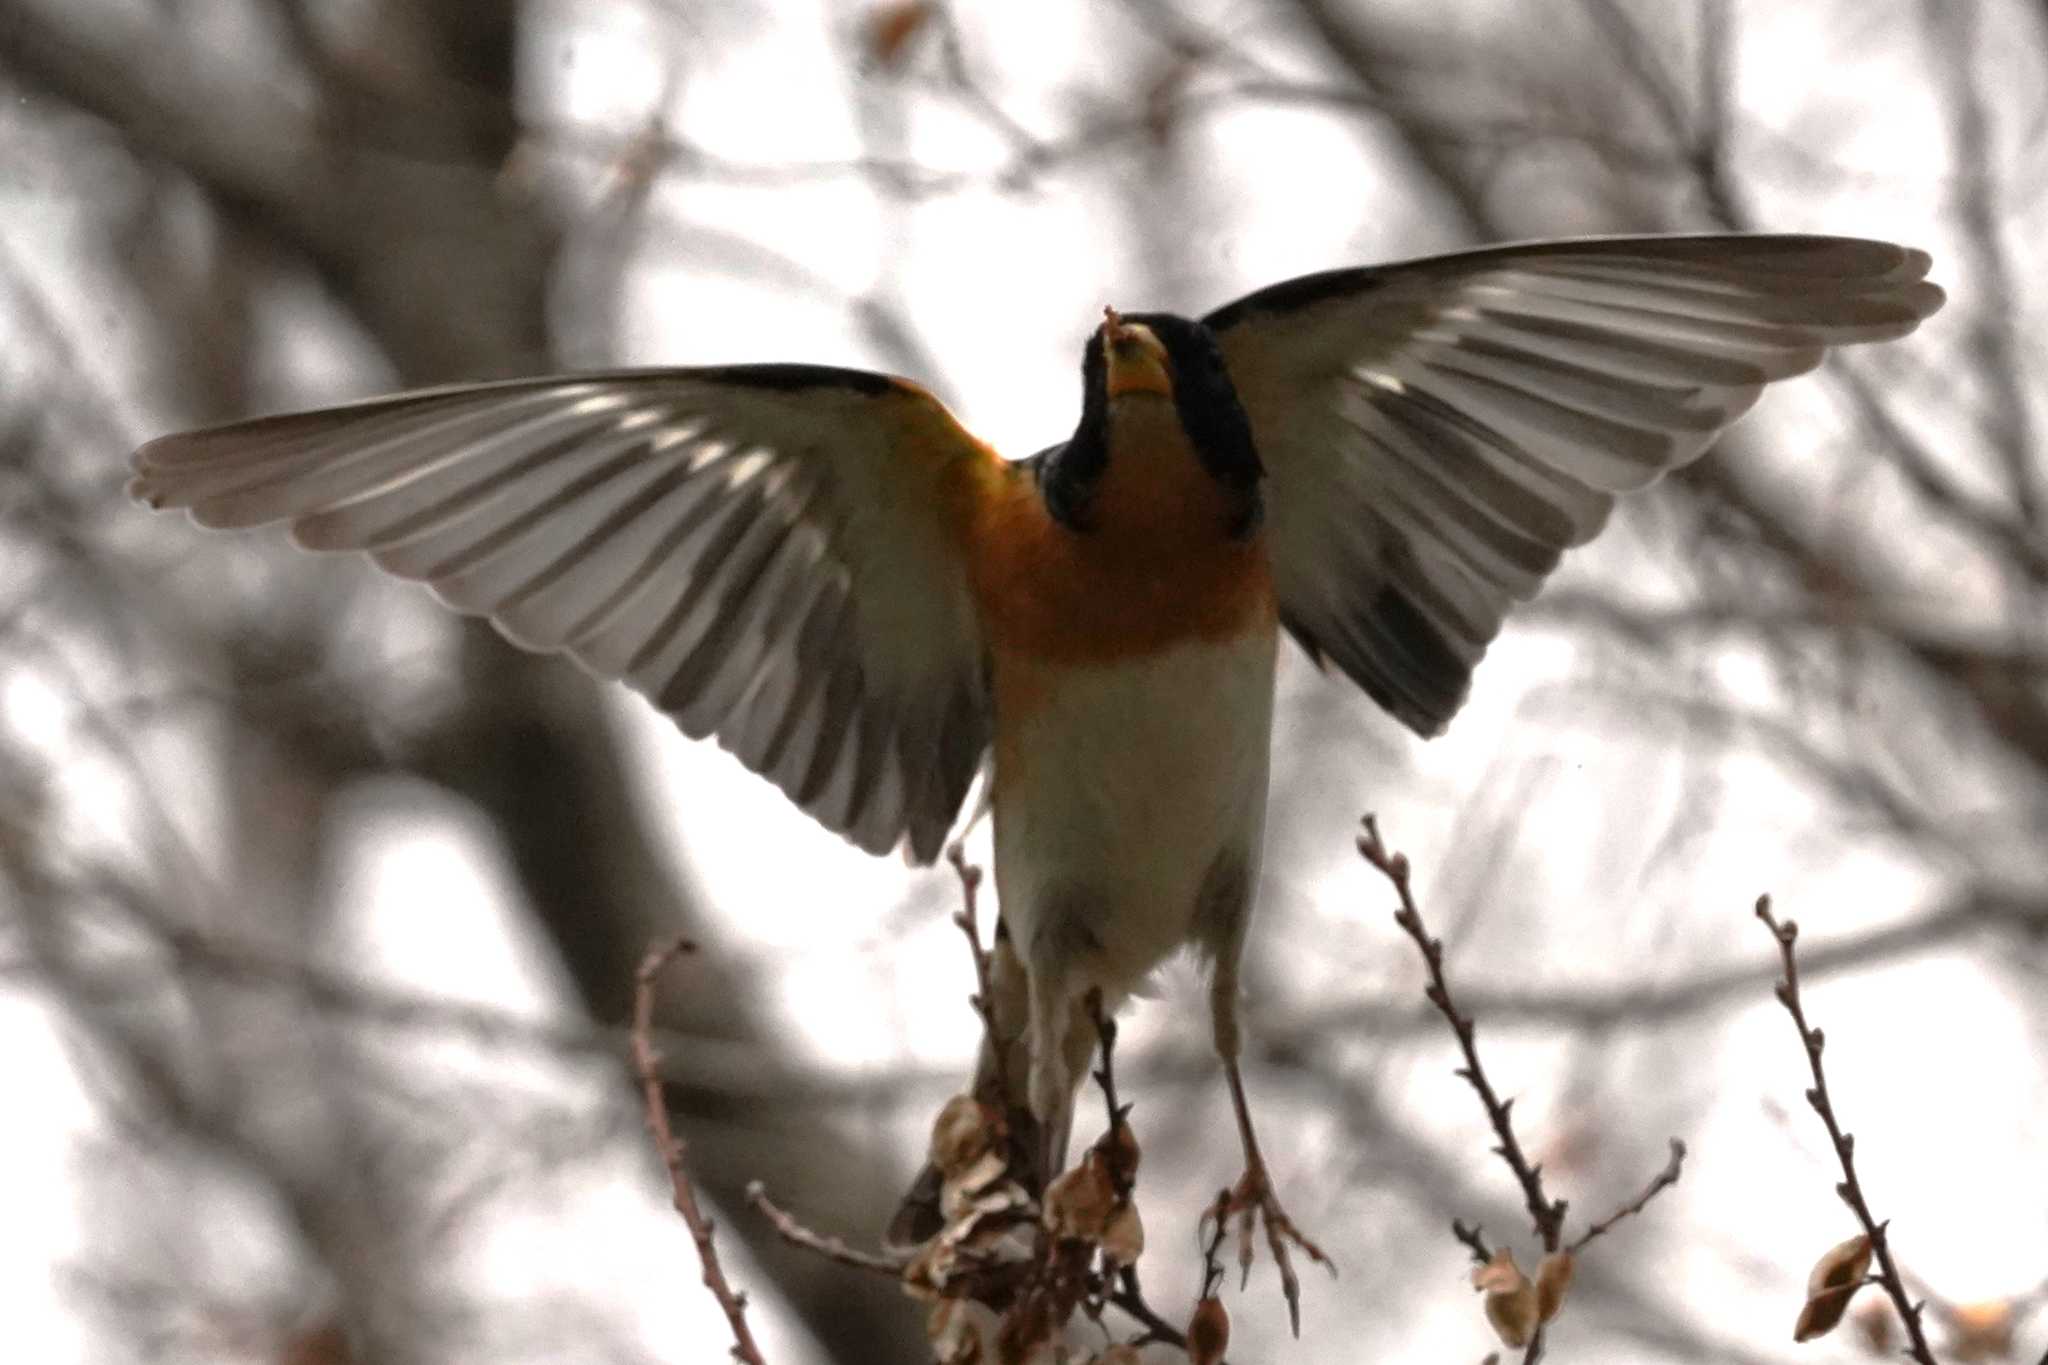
<box><xmin>1100</xmin><ymin>307</ymin><xmax>1172</xmax><ymax>399</ymax></box>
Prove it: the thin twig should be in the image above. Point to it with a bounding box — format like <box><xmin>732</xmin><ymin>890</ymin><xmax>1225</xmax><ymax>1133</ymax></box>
<box><xmin>1078</xmin><ymin>996</ymin><xmax>1199</xmax><ymax>1353</ymax></box>
<box><xmin>1452</xmin><ymin>1219</ymin><xmax>1495</xmax><ymax>1265</ymax></box>
<box><xmin>1197</xmin><ymin>1187</ymin><xmax>1234</xmax><ymax>1300</ymax></box>
<box><xmin>750</xmin><ymin>852</ymin><xmax>1197</xmax><ymax>1358</ymax></box>
<box><xmin>1359</xmin><ymin>813</ymin><xmax>1559</xmax><ymax>1365</ymax></box>
<box><xmin>1756</xmin><ymin>896</ymin><xmax>1940</xmax><ymax>1365</ymax></box>
<box><xmin>1359</xmin><ymin>815</ymin><xmax>1568</xmax><ymax>1251</ymax></box>
<box><xmin>1567</xmin><ymin>1139</ymin><xmax>1688</xmax><ymax>1254</ymax></box>
<box><xmin>1362</xmin><ymin>816</ymin><xmax>1686</xmax><ymax>1365</ymax></box>
<box><xmin>746</xmin><ymin>1182</ymin><xmax>909</xmax><ymax>1278</ymax></box>
<box><xmin>1108</xmin><ymin>1266</ymin><xmax>1193</xmax><ymax>1352</ymax></box>
<box><xmin>1086</xmin><ymin>988</ymin><xmax>1129</xmax><ymax>1138</ymax></box>
<box><xmin>947</xmin><ymin>842</ymin><xmax>1010</xmax><ymax>1107</ymax></box>
<box><xmin>631</xmin><ymin>936</ymin><xmax>768</xmax><ymax>1365</ymax></box>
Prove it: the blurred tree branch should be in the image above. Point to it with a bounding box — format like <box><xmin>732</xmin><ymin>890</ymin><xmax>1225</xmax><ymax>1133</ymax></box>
<box><xmin>3</xmin><ymin>0</ymin><xmax>2043</xmax><ymax>1360</ymax></box>
<box><xmin>4</xmin><ymin>0</ymin><xmax>931</xmax><ymax>1358</ymax></box>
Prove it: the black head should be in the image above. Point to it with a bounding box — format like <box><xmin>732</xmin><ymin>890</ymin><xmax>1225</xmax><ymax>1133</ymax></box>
<box><xmin>1039</xmin><ymin>310</ymin><xmax>1264</xmax><ymax>536</ymax></box>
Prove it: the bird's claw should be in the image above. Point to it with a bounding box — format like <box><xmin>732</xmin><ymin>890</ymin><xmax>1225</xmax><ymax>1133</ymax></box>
<box><xmin>1218</xmin><ymin>1160</ymin><xmax>1336</xmax><ymax>1337</ymax></box>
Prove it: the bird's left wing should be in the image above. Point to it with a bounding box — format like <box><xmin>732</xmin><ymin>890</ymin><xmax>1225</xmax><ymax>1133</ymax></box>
<box><xmin>1205</xmin><ymin>234</ymin><xmax>1944</xmax><ymax>736</ymax></box>
<box><xmin>131</xmin><ymin>365</ymin><xmax>998</xmax><ymax>862</ymax></box>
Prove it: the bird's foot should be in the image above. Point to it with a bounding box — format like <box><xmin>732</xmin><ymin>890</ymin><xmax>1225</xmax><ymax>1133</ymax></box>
<box><xmin>1211</xmin><ymin>1158</ymin><xmax>1336</xmax><ymax>1336</ymax></box>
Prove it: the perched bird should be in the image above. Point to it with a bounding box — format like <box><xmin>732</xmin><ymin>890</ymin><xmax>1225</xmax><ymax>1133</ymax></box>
<box><xmin>131</xmin><ymin>234</ymin><xmax>1943</xmax><ymax>1319</ymax></box>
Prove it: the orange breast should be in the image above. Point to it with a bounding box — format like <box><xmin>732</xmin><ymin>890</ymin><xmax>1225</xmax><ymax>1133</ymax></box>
<box><xmin>939</xmin><ymin>402</ymin><xmax>1274</xmax><ymax>796</ymax></box>
<box><xmin>962</xmin><ymin>409</ymin><xmax>1274</xmax><ymax>670</ymax></box>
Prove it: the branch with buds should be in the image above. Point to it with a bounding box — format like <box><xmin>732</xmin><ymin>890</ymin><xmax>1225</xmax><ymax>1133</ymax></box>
<box><xmin>730</xmin><ymin>847</ymin><xmax>1217</xmax><ymax>1363</ymax></box>
<box><xmin>1359</xmin><ymin>815</ymin><xmax>1689</xmax><ymax>1364</ymax></box>
<box><xmin>1757</xmin><ymin>896</ymin><xmax>1942</xmax><ymax>1363</ymax></box>
<box><xmin>630</xmin><ymin>936</ymin><xmax>771</xmax><ymax>1365</ymax></box>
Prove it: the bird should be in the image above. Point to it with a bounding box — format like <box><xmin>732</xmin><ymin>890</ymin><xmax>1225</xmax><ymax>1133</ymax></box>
<box><xmin>130</xmin><ymin>233</ymin><xmax>1944</xmax><ymax>1323</ymax></box>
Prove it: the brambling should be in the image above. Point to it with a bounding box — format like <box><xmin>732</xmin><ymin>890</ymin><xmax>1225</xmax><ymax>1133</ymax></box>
<box><xmin>131</xmin><ymin>233</ymin><xmax>1943</xmax><ymax>1319</ymax></box>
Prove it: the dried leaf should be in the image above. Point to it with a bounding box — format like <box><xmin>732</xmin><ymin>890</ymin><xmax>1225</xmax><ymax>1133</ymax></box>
<box><xmin>1101</xmin><ymin>1200</ymin><xmax>1144</xmax><ymax>1268</ymax></box>
<box><xmin>901</xmin><ymin>1238</ymin><xmax>955</xmax><ymax>1300</ymax></box>
<box><xmin>930</xmin><ymin>1094</ymin><xmax>1000</xmax><ymax>1177</ymax></box>
<box><xmin>1793</xmin><ymin>1233</ymin><xmax>1873</xmax><ymax>1342</ymax></box>
<box><xmin>1793</xmin><ymin>1285</ymin><xmax>1858</xmax><ymax>1340</ymax></box>
<box><xmin>1472</xmin><ymin>1247</ymin><xmax>1527</xmax><ymax>1295</ymax></box>
<box><xmin>1806</xmin><ymin>1233</ymin><xmax>1874</xmax><ymax>1297</ymax></box>
<box><xmin>939</xmin><ymin>1149</ymin><xmax>1012</xmax><ymax>1222</ymax></box>
<box><xmin>1534</xmin><ymin>1250</ymin><xmax>1575</xmax><ymax>1324</ymax></box>
<box><xmin>1043</xmin><ymin>1154</ymin><xmax>1117</xmax><ymax>1241</ymax></box>
<box><xmin>926</xmin><ymin>1296</ymin><xmax>996</xmax><ymax>1363</ymax></box>
<box><xmin>994</xmin><ymin>1294</ymin><xmax>1059</xmax><ymax>1364</ymax></box>
<box><xmin>1475</xmin><ymin>1249</ymin><xmax>1538</xmax><ymax>1348</ymax></box>
<box><xmin>1485</xmin><ymin>1284</ymin><xmax>1540</xmax><ymax>1349</ymax></box>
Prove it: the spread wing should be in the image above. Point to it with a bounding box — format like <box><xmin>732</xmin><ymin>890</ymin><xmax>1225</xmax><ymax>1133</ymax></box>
<box><xmin>131</xmin><ymin>365</ymin><xmax>996</xmax><ymax>861</ymax></box>
<box><xmin>1206</xmin><ymin>234</ymin><xmax>1945</xmax><ymax>735</ymax></box>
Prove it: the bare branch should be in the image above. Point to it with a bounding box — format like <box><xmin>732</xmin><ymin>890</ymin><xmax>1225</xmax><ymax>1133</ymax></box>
<box><xmin>1361</xmin><ymin>816</ymin><xmax>1690</xmax><ymax>1364</ymax></box>
<box><xmin>1359</xmin><ymin>815</ymin><xmax>1569</xmax><ymax>1253</ymax></box>
<box><xmin>1453</xmin><ymin>1219</ymin><xmax>1497</xmax><ymax>1266</ymax></box>
<box><xmin>1567</xmin><ymin>1140</ymin><xmax>1687</xmax><ymax>1256</ymax></box>
<box><xmin>746</xmin><ymin>1185</ymin><xmax>908</xmax><ymax>1279</ymax></box>
<box><xmin>1756</xmin><ymin>897</ymin><xmax>1939</xmax><ymax>1364</ymax></box>
<box><xmin>947</xmin><ymin>843</ymin><xmax>1011</xmax><ymax>1110</ymax></box>
<box><xmin>631</xmin><ymin>936</ymin><xmax>769</xmax><ymax>1365</ymax></box>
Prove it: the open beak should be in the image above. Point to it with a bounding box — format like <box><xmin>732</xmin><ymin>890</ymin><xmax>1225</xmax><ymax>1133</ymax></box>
<box><xmin>1100</xmin><ymin>307</ymin><xmax>1173</xmax><ymax>399</ymax></box>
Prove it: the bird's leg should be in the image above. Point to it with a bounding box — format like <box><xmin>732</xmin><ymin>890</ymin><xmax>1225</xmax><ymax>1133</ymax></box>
<box><xmin>1025</xmin><ymin>970</ymin><xmax>1094</xmax><ymax>1194</ymax></box>
<box><xmin>1209</xmin><ymin>957</ymin><xmax>1335</xmax><ymax>1337</ymax></box>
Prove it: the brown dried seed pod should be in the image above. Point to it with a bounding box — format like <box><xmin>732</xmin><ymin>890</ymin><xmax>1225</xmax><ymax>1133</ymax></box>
<box><xmin>1101</xmin><ymin>1200</ymin><xmax>1144</xmax><ymax>1268</ymax></box>
<box><xmin>926</xmin><ymin>1296</ymin><xmax>995</xmax><ymax>1363</ymax></box>
<box><xmin>1042</xmin><ymin>1154</ymin><xmax>1117</xmax><ymax>1241</ymax></box>
<box><xmin>930</xmin><ymin>1094</ymin><xmax>1001</xmax><ymax>1177</ymax></box>
<box><xmin>1187</xmin><ymin>1295</ymin><xmax>1230</xmax><ymax>1365</ymax></box>
<box><xmin>1535</xmin><ymin>1250</ymin><xmax>1575</xmax><ymax>1324</ymax></box>
<box><xmin>1475</xmin><ymin>1249</ymin><xmax>1538</xmax><ymax>1349</ymax></box>
<box><xmin>1793</xmin><ymin>1233</ymin><xmax>1873</xmax><ymax>1342</ymax></box>
<box><xmin>939</xmin><ymin>1149</ymin><xmax>1013</xmax><ymax>1223</ymax></box>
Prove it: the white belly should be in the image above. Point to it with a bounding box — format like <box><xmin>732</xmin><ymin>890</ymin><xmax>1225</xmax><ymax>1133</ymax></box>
<box><xmin>992</xmin><ymin>626</ymin><xmax>1277</xmax><ymax>998</ymax></box>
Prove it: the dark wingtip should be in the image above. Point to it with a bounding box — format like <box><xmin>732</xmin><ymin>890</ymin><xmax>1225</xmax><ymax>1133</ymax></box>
<box><xmin>904</xmin><ymin>822</ymin><xmax>945</xmax><ymax>867</ymax></box>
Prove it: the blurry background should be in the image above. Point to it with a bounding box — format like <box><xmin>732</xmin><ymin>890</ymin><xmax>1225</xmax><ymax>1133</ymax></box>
<box><xmin>2</xmin><ymin>1</ymin><xmax>2043</xmax><ymax>1361</ymax></box>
